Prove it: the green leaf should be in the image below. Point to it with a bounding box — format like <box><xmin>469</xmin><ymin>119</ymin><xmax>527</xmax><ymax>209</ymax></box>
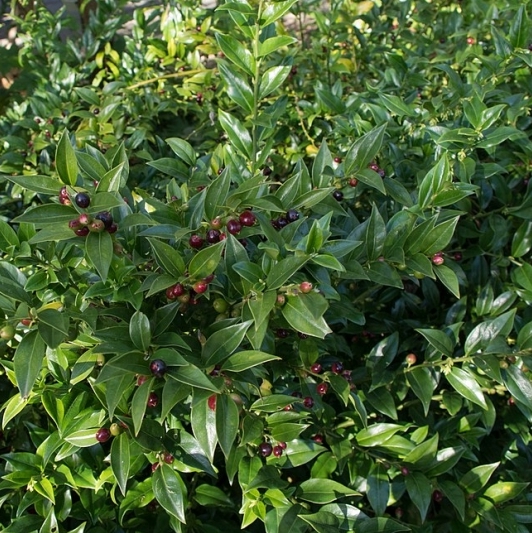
<box><xmin>459</xmin><ymin>462</ymin><xmax>499</xmax><ymax>494</ymax></box>
<box><xmin>111</xmin><ymin>432</ymin><xmax>131</xmax><ymax>496</ymax></box>
<box><xmin>203</xmin><ymin>320</ymin><xmax>252</xmax><ymax>367</ymax></box>
<box><xmin>248</xmin><ymin>290</ymin><xmax>277</xmax><ymax>330</ymax></box>
<box><xmin>4</xmin><ymin>174</ymin><xmax>62</xmax><ymax>195</ymax></box>
<box><xmin>2</xmin><ymin>393</ymin><xmax>29</xmax><ymax>429</ymax></box>
<box><xmin>356</xmin><ymin>423</ymin><xmax>406</xmax><ymax>447</ymax></box>
<box><xmin>131</xmin><ymin>378</ymin><xmax>153</xmax><ymax>436</ymax></box>
<box><xmin>37</xmin><ymin>308</ymin><xmax>69</xmax><ymax>349</ymax></box>
<box><xmin>354</xmin><ymin>168</ymin><xmax>386</xmax><ymax>195</ymax></box>
<box><xmin>215</xmin><ymin>393</ymin><xmax>239</xmax><ymax>458</ymax></box>
<box><xmin>148</xmin><ymin>238</ymin><xmax>186</xmax><ymax>278</ymax></box>
<box><xmin>406</xmin><ymin>367</ymin><xmax>435</xmax><ymax>416</ymax></box>
<box><xmin>218</xmin><ymin>110</ymin><xmax>253</xmax><ymax>159</ymax></box>
<box><xmin>282</xmin><ymin>293</ymin><xmax>332</xmax><ymax>339</ymax></box>
<box><xmin>221</xmin><ymin>350</ymin><xmax>280</xmax><ymax>372</ymax></box>
<box><xmin>464</xmin><ymin>309</ymin><xmax>516</xmax><ymax>356</ymax></box>
<box><xmin>446</xmin><ymin>367</ymin><xmax>487</xmax><ymax>409</ymax></box>
<box><xmin>166</xmin><ymin>138</ymin><xmax>196</xmax><ymax>167</ymax></box>
<box><xmin>85</xmin><ymin>231</ymin><xmax>113</xmax><ymax>282</ymax></box>
<box><xmin>191</xmin><ymin>390</ymin><xmax>218</xmax><ymax>462</ymax></box>
<box><xmin>215</xmin><ymin>34</ymin><xmax>255</xmax><ymax>76</ymax></box>
<box><xmin>504</xmin><ymin>365</ymin><xmax>532</xmax><ymax>411</ymax></box>
<box><xmin>153</xmin><ymin>464</ymin><xmax>187</xmax><ymax>523</ymax></box>
<box><xmin>169</xmin><ymin>364</ymin><xmax>219</xmax><ymax>393</ymax></box>
<box><xmin>439</xmin><ymin>480</ymin><xmax>465</xmax><ymax>520</ymax></box>
<box><xmin>344</xmin><ymin>124</ymin><xmax>387</xmax><ymax>176</ymax></box>
<box><xmin>250</xmin><ymin>394</ymin><xmax>298</xmax><ymax>412</ymax></box>
<box><xmin>13</xmin><ymin>204</ymin><xmax>78</xmax><ymax>226</ymax></box>
<box><xmin>56</xmin><ymin>130</ymin><xmax>78</xmax><ymax>186</ymax></box>
<box><xmin>266</xmin><ymin>254</ymin><xmax>310</xmax><ymax>289</ymax></box>
<box><xmin>259</xmin><ymin>66</ymin><xmax>291</xmax><ymax>100</ymax></box>
<box><xmin>403</xmin><ymin>433</ymin><xmax>439</xmax><ymax>469</ymax></box>
<box><xmin>405</xmin><ymin>472</ymin><xmax>432</xmax><ymax>522</ymax></box>
<box><xmin>510</xmin><ymin>5</ymin><xmax>528</xmax><ymax>48</ymax></box>
<box><xmin>261</xmin><ymin>0</ymin><xmax>298</xmax><ymax>26</ymax></box>
<box><xmin>194</xmin><ymin>484</ymin><xmax>234</xmax><ymax>507</ymax></box>
<box><xmin>97</xmin><ymin>163</ymin><xmax>125</xmax><ymax>192</ymax></box>
<box><xmin>418</xmin><ymin>155</ymin><xmax>450</xmax><ymax>209</ymax></box>
<box><xmin>129</xmin><ymin>310</ymin><xmax>151</xmax><ymax>352</ymax></box>
<box><xmin>218</xmin><ymin>61</ymin><xmax>253</xmax><ymax>114</ymax></box>
<box><xmin>299</xmin><ymin>511</ymin><xmax>339</xmax><ymax>533</ymax></box>
<box><xmin>205</xmin><ymin>168</ymin><xmax>232</xmax><ymax>221</ymax></box>
<box><xmin>379</xmin><ymin>93</ymin><xmax>416</xmax><ymax>117</ymax></box>
<box><xmin>511</xmin><ymin>220</ymin><xmax>532</xmax><ymax>258</ymax></box>
<box><xmin>14</xmin><ymin>330</ymin><xmax>46</xmax><ymax>399</ymax></box>
<box><xmin>434</xmin><ymin>264</ymin><xmax>460</xmax><ymax>298</ymax></box>
<box><xmin>297</xmin><ymin>478</ymin><xmax>360</xmax><ymax>504</ymax></box>
<box><xmin>258</xmin><ymin>35</ymin><xmax>297</xmax><ymax>57</ymax></box>
<box><xmin>416</xmin><ymin>328</ymin><xmax>453</xmax><ymax>356</ymax></box>
<box><xmin>367</xmin><ymin>463</ymin><xmax>389</xmax><ymax>516</ymax></box>
<box><xmin>188</xmin><ymin>240</ymin><xmax>225</xmax><ymax>280</ymax></box>
<box><xmin>483</xmin><ymin>482</ymin><xmax>528</xmax><ymax>504</ymax></box>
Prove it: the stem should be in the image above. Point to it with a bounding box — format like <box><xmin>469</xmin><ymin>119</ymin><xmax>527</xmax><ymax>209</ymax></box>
<box><xmin>250</xmin><ymin>0</ymin><xmax>265</xmax><ymax>176</ymax></box>
<box><xmin>125</xmin><ymin>69</ymin><xmax>204</xmax><ymax>91</ymax></box>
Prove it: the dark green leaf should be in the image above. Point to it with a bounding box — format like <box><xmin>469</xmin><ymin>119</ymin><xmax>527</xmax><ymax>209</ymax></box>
<box><xmin>56</xmin><ymin>130</ymin><xmax>78</xmax><ymax>186</ymax></box>
<box><xmin>153</xmin><ymin>464</ymin><xmax>187</xmax><ymax>523</ymax></box>
<box><xmin>297</xmin><ymin>478</ymin><xmax>360</xmax><ymax>504</ymax></box>
<box><xmin>203</xmin><ymin>320</ymin><xmax>252</xmax><ymax>367</ymax></box>
<box><xmin>148</xmin><ymin>238</ymin><xmax>186</xmax><ymax>278</ymax></box>
<box><xmin>215</xmin><ymin>393</ymin><xmax>239</xmax><ymax>458</ymax></box>
<box><xmin>405</xmin><ymin>472</ymin><xmax>431</xmax><ymax>522</ymax></box>
<box><xmin>14</xmin><ymin>330</ymin><xmax>46</xmax><ymax>399</ymax></box>
<box><xmin>85</xmin><ymin>231</ymin><xmax>113</xmax><ymax>282</ymax></box>
<box><xmin>282</xmin><ymin>293</ymin><xmax>332</xmax><ymax>339</ymax></box>
<box><xmin>111</xmin><ymin>432</ymin><xmax>131</xmax><ymax>496</ymax></box>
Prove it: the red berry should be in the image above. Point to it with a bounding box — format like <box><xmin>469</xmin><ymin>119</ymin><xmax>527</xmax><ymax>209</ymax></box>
<box><xmin>310</xmin><ymin>363</ymin><xmax>322</xmax><ymax>374</ymax></box>
<box><xmin>311</xmin><ymin>434</ymin><xmax>324</xmax><ymax>444</ymax></box>
<box><xmin>432</xmin><ymin>253</ymin><xmax>444</xmax><ymax>266</ymax></box>
<box><xmin>401</xmin><ymin>466</ymin><xmax>410</xmax><ymax>476</ymax></box>
<box><xmin>226</xmin><ymin>219</ymin><xmax>242</xmax><ymax>235</ymax></box>
<box><xmin>272</xmin><ymin>445</ymin><xmax>283</xmax><ymax>457</ymax></box>
<box><xmin>278</xmin><ymin>441</ymin><xmax>287</xmax><ymax>450</ymax></box>
<box><xmin>334</xmin><ymin>157</ymin><xmax>342</xmax><ymax>163</ymax></box>
<box><xmin>163</xmin><ymin>452</ymin><xmax>174</xmax><ymax>464</ymax></box>
<box><xmin>78</xmin><ymin>213</ymin><xmax>91</xmax><ymax>226</ymax></box>
<box><xmin>137</xmin><ymin>375</ymin><xmax>148</xmax><ymax>386</ymax></box>
<box><xmin>171</xmin><ymin>283</ymin><xmax>185</xmax><ymax>298</ymax></box>
<box><xmin>95</xmin><ymin>428</ymin><xmax>111</xmax><ymax>443</ymax></box>
<box><xmin>150</xmin><ymin>359</ymin><xmax>167</xmax><ymax>378</ymax></box>
<box><xmin>467</xmin><ymin>36</ymin><xmax>475</xmax><ymax>45</ymax></box>
<box><xmin>258</xmin><ymin>442</ymin><xmax>273</xmax><ymax>457</ymax></box>
<box><xmin>151</xmin><ymin>462</ymin><xmax>159</xmax><ymax>472</ymax></box>
<box><xmin>208</xmin><ymin>394</ymin><xmax>217</xmax><ymax>411</ymax></box>
<box><xmin>239</xmin><ymin>210</ymin><xmax>256</xmax><ymax>227</ymax></box>
<box><xmin>59</xmin><ymin>186</ymin><xmax>68</xmax><ymax>199</ymax></box>
<box><xmin>303</xmin><ymin>396</ymin><xmax>314</xmax><ymax>408</ymax></box>
<box><xmin>433</xmin><ymin>490</ymin><xmax>444</xmax><ymax>503</ymax></box>
<box><xmin>189</xmin><ymin>235</ymin><xmax>204</xmax><ymax>249</ymax></box>
<box><xmin>203</xmin><ymin>274</ymin><xmax>215</xmax><ymax>284</ymax></box>
<box><xmin>453</xmin><ymin>251</ymin><xmax>462</xmax><ymax>261</ymax></box>
<box><xmin>276</xmin><ymin>328</ymin><xmax>290</xmax><ymax>339</ymax></box>
<box><xmin>107</xmin><ymin>223</ymin><xmax>118</xmax><ymax>234</ymax></box>
<box><xmin>193</xmin><ymin>281</ymin><xmax>208</xmax><ymax>294</ymax></box>
<box><xmin>331</xmin><ymin>362</ymin><xmax>343</xmax><ymax>374</ymax></box>
<box><xmin>74</xmin><ymin>227</ymin><xmax>90</xmax><ymax>237</ymax></box>
<box><xmin>68</xmin><ymin>218</ymin><xmax>82</xmax><ymax>229</ymax></box>
<box><xmin>300</xmin><ymin>281</ymin><xmax>313</xmax><ymax>293</ymax></box>
<box><xmin>349</xmin><ymin>178</ymin><xmax>359</xmax><ymax>187</ymax></box>
<box><xmin>147</xmin><ymin>392</ymin><xmax>159</xmax><ymax>408</ymax></box>
<box><xmin>316</xmin><ymin>383</ymin><xmax>328</xmax><ymax>396</ymax></box>
<box><xmin>166</xmin><ymin>286</ymin><xmax>177</xmax><ymax>300</ymax></box>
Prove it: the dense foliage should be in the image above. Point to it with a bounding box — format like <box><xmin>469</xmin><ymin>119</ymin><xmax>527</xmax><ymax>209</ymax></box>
<box><xmin>0</xmin><ymin>0</ymin><xmax>531</xmax><ymax>532</ymax></box>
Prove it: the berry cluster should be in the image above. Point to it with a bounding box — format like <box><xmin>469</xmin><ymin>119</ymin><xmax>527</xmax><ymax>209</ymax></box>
<box><xmin>258</xmin><ymin>440</ymin><xmax>286</xmax><ymax>458</ymax></box>
<box><xmin>271</xmin><ymin>209</ymin><xmax>299</xmax><ymax>230</ymax></box>
<box><xmin>165</xmin><ymin>273</ymin><xmax>215</xmax><ymax>303</ymax></box>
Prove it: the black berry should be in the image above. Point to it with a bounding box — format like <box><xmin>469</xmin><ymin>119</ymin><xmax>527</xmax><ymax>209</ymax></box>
<box><xmin>75</xmin><ymin>192</ymin><xmax>91</xmax><ymax>208</ymax></box>
<box><xmin>189</xmin><ymin>235</ymin><xmax>204</xmax><ymax>249</ymax></box>
<box><xmin>333</xmin><ymin>190</ymin><xmax>344</xmax><ymax>201</ymax></box>
<box><xmin>258</xmin><ymin>442</ymin><xmax>273</xmax><ymax>457</ymax></box>
<box><xmin>206</xmin><ymin>229</ymin><xmax>221</xmax><ymax>244</ymax></box>
<box><xmin>150</xmin><ymin>359</ymin><xmax>167</xmax><ymax>378</ymax></box>
<box><xmin>95</xmin><ymin>211</ymin><xmax>113</xmax><ymax>229</ymax></box>
<box><xmin>286</xmin><ymin>209</ymin><xmax>299</xmax><ymax>223</ymax></box>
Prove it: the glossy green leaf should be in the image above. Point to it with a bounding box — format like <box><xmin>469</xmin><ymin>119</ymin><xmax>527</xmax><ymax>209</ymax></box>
<box><xmin>259</xmin><ymin>66</ymin><xmax>291</xmax><ymax>100</ymax></box>
<box><xmin>14</xmin><ymin>330</ymin><xmax>46</xmax><ymax>399</ymax></box>
<box><xmin>13</xmin><ymin>204</ymin><xmax>78</xmax><ymax>225</ymax></box>
<box><xmin>191</xmin><ymin>390</ymin><xmax>218</xmax><ymax>462</ymax></box>
<box><xmin>215</xmin><ymin>393</ymin><xmax>239</xmax><ymax>458</ymax></box>
<box><xmin>504</xmin><ymin>365</ymin><xmax>532</xmax><ymax>410</ymax></box>
<box><xmin>131</xmin><ymin>378</ymin><xmax>153</xmax><ymax>436</ymax></box>
<box><xmin>405</xmin><ymin>472</ymin><xmax>431</xmax><ymax>522</ymax></box>
<box><xmin>85</xmin><ymin>230</ymin><xmax>113</xmax><ymax>283</ymax></box>
<box><xmin>188</xmin><ymin>240</ymin><xmax>224</xmax><ymax>281</ymax></box>
<box><xmin>406</xmin><ymin>367</ymin><xmax>435</xmax><ymax>416</ymax></box>
<box><xmin>416</xmin><ymin>328</ymin><xmax>453</xmax><ymax>357</ymax></box>
<box><xmin>366</xmin><ymin>463</ymin><xmax>389</xmax><ymax>517</ymax></box>
<box><xmin>282</xmin><ymin>293</ymin><xmax>332</xmax><ymax>339</ymax></box>
<box><xmin>166</xmin><ymin>138</ymin><xmax>196</xmax><ymax>167</ymax></box>
<box><xmin>261</xmin><ymin>0</ymin><xmax>298</xmax><ymax>26</ymax></box>
<box><xmin>357</xmin><ymin>424</ymin><xmax>407</xmax><ymax>447</ymax></box>
<box><xmin>148</xmin><ymin>238</ymin><xmax>185</xmax><ymax>278</ymax></box>
<box><xmin>203</xmin><ymin>320</ymin><xmax>252</xmax><ymax>367</ymax></box>
<box><xmin>446</xmin><ymin>367</ymin><xmax>487</xmax><ymax>409</ymax></box>
<box><xmin>129</xmin><ymin>310</ymin><xmax>151</xmax><ymax>352</ymax></box>
<box><xmin>258</xmin><ymin>35</ymin><xmax>297</xmax><ymax>57</ymax></box>
<box><xmin>111</xmin><ymin>432</ymin><xmax>131</xmax><ymax>496</ymax></box>
<box><xmin>344</xmin><ymin>124</ymin><xmax>387</xmax><ymax>176</ymax></box>
<box><xmin>153</xmin><ymin>464</ymin><xmax>187</xmax><ymax>523</ymax></box>
<box><xmin>221</xmin><ymin>350</ymin><xmax>280</xmax><ymax>372</ymax></box>
<box><xmin>56</xmin><ymin>130</ymin><xmax>78</xmax><ymax>186</ymax></box>
<box><xmin>205</xmin><ymin>168</ymin><xmax>232</xmax><ymax>221</ymax></box>
<box><xmin>297</xmin><ymin>478</ymin><xmax>360</xmax><ymax>504</ymax></box>
<box><xmin>37</xmin><ymin>308</ymin><xmax>68</xmax><ymax>349</ymax></box>
<box><xmin>460</xmin><ymin>462</ymin><xmax>499</xmax><ymax>494</ymax></box>
<box><xmin>215</xmin><ymin>33</ymin><xmax>255</xmax><ymax>76</ymax></box>
<box><xmin>168</xmin><ymin>364</ymin><xmax>219</xmax><ymax>393</ymax></box>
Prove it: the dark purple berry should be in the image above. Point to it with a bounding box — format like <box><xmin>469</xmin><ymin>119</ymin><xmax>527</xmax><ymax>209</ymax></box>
<box><xmin>189</xmin><ymin>235</ymin><xmax>204</xmax><ymax>249</ymax></box>
<box><xmin>276</xmin><ymin>328</ymin><xmax>289</xmax><ymax>339</ymax></box>
<box><xmin>68</xmin><ymin>218</ymin><xmax>82</xmax><ymax>229</ymax></box>
<box><xmin>277</xmin><ymin>216</ymin><xmax>288</xmax><ymax>229</ymax></box>
<box><xmin>331</xmin><ymin>361</ymin><xmax>344</xmax><ymax>374</ymax></box>
<box><xmin>74</xmin><ymin>227</ymin><xmax>90</xmax><ymax>237</ymax></box>
<box><xmin>206</xmin><ymin>229</ymin><xmax>221</xmax><ymax>244</ymax></box>
<box><xmin>262</xmin><ymin>166</ymin><xmax>272</xmax><ymax>176</ymax></box>
<box><xmin>150</xmin><ymin>359</ymin><xmax>167</xmax><ymax>378</ymax></box>
<box><xmin>96</xmin><ymin>428</ymin><xmax>111</xmax><ymax>443</ymax></box>
<box><xmin>272</xmin><ymin>445</ymin><xmax>283</xmax><ymax>457</ymax></box>
<box><xmin>73</xmin><ymin>191</ymin><xmax>89</xmax><ymax>210</ymax></box>
<box><xmin>286</xmin><ymin>209</ymin><xmax>299</xmax><ymax>223</ymax></box>
<box><xmin>95</xmin><ymin>211</ymin><xmax>113</xmax><ymax>229</ymax></box>
<box><xmin>147</xmin><ymin>392</ymin><xmax>159</xmax><ymax>408</ymax></box>
<box><xmin>332</xmin><ymin>190</ymin><xmax>344</xmax><ymax>201</ymax></box>
<box><xmin>107</xmin><ymin>223</ymin><xmax>118</xmax><ymax>234</ymax></box>
<box><xmin>239</xmin><ymin>210</ymin><xmax>256</xmax><ymax>227</ymax></box>
<box><xmin>258</xmin><ymin>442</ymin><xmax>273</xmax><ymax>457</ymax></box>
<box><xmin>226</xmin><ymin>219</ymin><xmax>242</xmax><ymax>235</ymax></box>
<box><xmin>303</xmin><ymin>396</ymin><xmax>314</xmax><ymax>408</ymax></box>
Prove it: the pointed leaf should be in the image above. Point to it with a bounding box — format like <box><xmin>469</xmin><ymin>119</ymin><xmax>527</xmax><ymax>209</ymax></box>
<box><xmin>56</xmin><ymin>130</ymin><xmax>78</xmax><ymax>186</ymax></box>
<box><xmin>85</xmin><ymin>231</ymin><xmax>113</xmax><ymax>282</ymax></box>
<box><xmin>14</xmin><ymin>331</ymin><xmax>46</xmax><ymax>399</ymax></box>
<box><xmin>111</xmin><ymin>432</ymin><xmax>131</xmax><ymax>496</ymax></box>
<box><xmin>153</xmin><ymin>464</ymin><xmax>187</xmax><ymax>523</ymax></box>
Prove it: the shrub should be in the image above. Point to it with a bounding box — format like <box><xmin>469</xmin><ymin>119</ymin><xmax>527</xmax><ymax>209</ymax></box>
<box><xmin>0</xmin><ymin>0</ymin><xmax>531</xmax><ymax>532</ymax></box>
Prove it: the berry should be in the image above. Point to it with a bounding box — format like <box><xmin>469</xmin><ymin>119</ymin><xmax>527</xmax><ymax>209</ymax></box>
<box><xmin>107</xmin><ymin>223</ymin><xmax>118</xmax><ymax>234</ymax></box>
<box><xmin>95</xmin><ymin>428</ymin><xmax>111</xmax><ymax>443</ymax></box>
<box><xmin>89</xmin><ymin>220</ymin><xmax>105</xmax><ymax>233</ymax></box>
<box><xmin>400</xmin><ymin>466</ymin><xmax>410</xmax><ymax>476</ymax></box>
<box><xmin>150</xmin><ymin>359</ymin><xmax>167</xmax><ymax>378</ymax></box>
<box><xmin>95</xmin><ymin>211</ymin><xmax>113</xmax><ymax>229</ymax></box>
<box><xmin>151</xmin><ymin>462</ymin><xmax>159</xmax><ymax>472</ymax></box>
<box><xmin>298</xmin><ymin>332</ymin><xmax>308</xmax><ymax>339</ymax></box>
<box><xmin>262</xmin><ymin>166</ymin><xmax>272</xmax><ymax>176</ymax></box>
<box><xmin>193</xmin><ymin>281</ymin><xmax>208</xmax><ymax>294</ymax></box>
<box><xmin>278</xmin><ymin>441</ymin><xmax>287</xmax><ymax>449</ymax></box>
<box><xmin>395</xmin><ymin>507</ymin><xmax>404</xmax><ymax>519</ymax></box>
<box><xmin>258</xmin><ymin>442</ymin><xmax>273</xmax><ymax>457</ymax></box>
<box><xmin>163</xmin><ymin>452</ymin><xmax>174</xmax><ymax>464</ymax></box>
<box><xmin>20</xmin><ymin>318</ymin><xmax>32</xmax><ymax>327</ymax></box>
<box><xmin>226</xmin><ymin>219</ymin><xmax>242</xmax><ymax>235</ymax></box>
<box><xmin>0</xmin><ymin>325</ymin><xmax>15</xmax><ymax>341</ymax></box>
<box><xmin>272</xmin><ymin>445</ymin><xmax>283</xmax><ymax>457</ymax></box>
<box><xmin>405</xmin><ymin>353</ymin><xmax>417</xmax><ymax>365</ymax></box>
<box><xmin>331</xmin><ymin>362</ymin><xmax>343</xmax><ymax>374</ymax></box>
<box><xmin>333</xmin><ymin>157</ymin><xmax>342</xmax><ymax>163</ymax></box>
<box><xmin>208</xmin><ymin>394</ymin><xmax>217</xmax><ymax>410</ymax></box>
<box><xmin>59</xmin><ymin>186</ymin><xmax>68</xmax><ymax>199</ymax></box>
<box><xmin>189</xmin><ymin>235</ymin><xmax>204</xmax><ymax>249</ymax></box>
<box><xmin>210</xmin><ymin>217</ymin><xmax>223</xmax><ymax>230</ymax></box>
<box><xmin>75</xmin><ymin>192</ymin><xmax>91</xmax><ymax>208</ymax></box>
<box><xmin>110</xmin><ymin>423</ymin><xmax>122</xmax><ymax>436</ymax></box>
<box><xmin>206</xmin><ymin>229</ymin><xmax>221</xmax><ymax>244</ymax></box>
<box><xmin>166</xmin><ymin>286</ymin><xmax>177</xmax><ymax>300</ymax></box>
<box><xmin>316</xmin><ymin>382</ymin><xmax>328</xmax><ymax>395</ymax></box>
<box><xmin>433</xmin><ymin>490</ymin><xmax>444</xmax><ymax>503</ymax></box>
<box><xmin>310</xmin><ymin>363</ymin><xmax>322</xmax><ymax>374</ymax></box>
<box><xmin>68</xmin><ymin>218</ymin><xmax>82</xmax><ymax>230</ymax></box>
<box><xmin>332</xmin><ymin>190</ymin><xmax>344</xmax><ymax>201</ymax></box>
<box><xmin>453</xmin><ymin>251</ymin><xmax>463</xmax><ymax>261</ymax></box>
<box><xmin>467</xmin><ymin>36</ymin><xmax>475</xmax><ymax>45</ymax></box>
<box><xmin>300</xmin><ymin>281</ymin><xmax>313</xmax><ymax>293</ymax></box>
<box><xmin>137</xmin><ymin>375</ymin><xmax>148</xmax><ymax>386</ymax></box>
<box><xmin>171</xmin><ymin>283</ymin><xmax>185</xmax><ymax>298</ymax></box>
<box><xmin>311</xmin><ymin>434</ymin><xmax>324</xmax><ymax>444</ymax></box>
<box><xmin>78</xmin><ymin>213</ymin><xmax>91</xmax><ymax>226</ymax></box>
<box><xmin>276</xmin><ymin>328</ymin><xmax>290</xmax><ymax>339</ymax></box>
<box><xmin>147</xmin><ymin>392</ymin><xmax>159</xmax><ymax>408</ymax></box>
<box><xmin>349</xmin><ymin>178</ymin><xmax>359</xmax><ymax>187</ymax></box>
<box><xmin>303</xmin><ymin>396</ymin><xmax>314</xmax><ymax>408</ymax></box>
<box><xmin>74</xmin><ymin>227</ymin><xmax>90</xmax><ymax>237</ymax></box>
<box><xmin>239</xmin><ymin>210</ymin><xmax>256</xmax><ymax>227</ymax></box>
<box><xmin>213</xmin><ymin>298</ymin><xmax>229</xmax><ymax>313</ymax></box>
<box><xmin>432</xmin><ymin>253</ymin><xmax>444</xmax><ymax>266</ymax></box>
<box><xmin>286</xmin><ymin>209</ymin><xmax>299</xmax><ymax>223</ymax></box>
